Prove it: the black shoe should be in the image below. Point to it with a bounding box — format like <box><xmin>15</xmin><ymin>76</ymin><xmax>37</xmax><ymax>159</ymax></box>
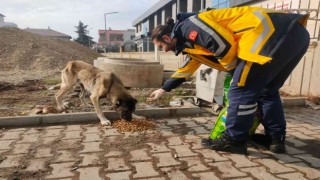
<box><xmin>251</xmin><ymin>133</ymin><xmax>286</xmax><ymax>154</ymax></box>
<box><xmin>270</xmin><ymin>134</ymin><xmax>286</xmax><ymax>154</ymax></box>
<box><xmin>201</xmin><ymin>134</ymin><xmax>247</xmax><ymax>154</ymax></box>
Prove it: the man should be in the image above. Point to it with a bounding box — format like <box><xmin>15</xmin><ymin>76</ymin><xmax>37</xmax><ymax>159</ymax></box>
<box><xmin>148</xmin><ymin>6</ymin><xmax>310</xmax><ymax>154</ymax></box>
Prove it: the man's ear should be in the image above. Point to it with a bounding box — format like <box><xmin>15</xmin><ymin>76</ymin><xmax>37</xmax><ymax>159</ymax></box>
<box><xmin>162</xmin><ymin>35</ymin><xmax>171</xmax><ymax>42</ymax></box>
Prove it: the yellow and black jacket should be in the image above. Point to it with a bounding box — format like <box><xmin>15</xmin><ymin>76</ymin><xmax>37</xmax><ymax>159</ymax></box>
<box><xmin>162</xmin><ymin>6</ymin><xmax>308</xmax><ymax>91</ymax></box>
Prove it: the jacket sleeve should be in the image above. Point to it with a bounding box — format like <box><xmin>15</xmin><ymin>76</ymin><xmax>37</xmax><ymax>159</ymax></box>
<box><xmin>162</xmin><ymin>56</ymin><xmax>201</xmax><ymax>92</ymax></box>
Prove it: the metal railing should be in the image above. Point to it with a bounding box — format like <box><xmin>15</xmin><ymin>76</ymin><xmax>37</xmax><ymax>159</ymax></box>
<box><xmin>263</xmin><ymin>0</ymin><xmax>320</xmax><ymax>40</ymax></box>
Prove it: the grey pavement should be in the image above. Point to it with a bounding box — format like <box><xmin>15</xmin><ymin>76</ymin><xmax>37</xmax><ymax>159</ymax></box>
<box><xmin>0</xmin><ymin>107</ymin><xmax>319</xmax><ymax>180</ymax></box>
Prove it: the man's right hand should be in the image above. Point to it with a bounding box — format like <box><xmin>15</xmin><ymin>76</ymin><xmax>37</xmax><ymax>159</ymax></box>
<box><xmin>147</xmin><ymin>89</ymin><xmax>166</xmax><ymax>101</ymax></box>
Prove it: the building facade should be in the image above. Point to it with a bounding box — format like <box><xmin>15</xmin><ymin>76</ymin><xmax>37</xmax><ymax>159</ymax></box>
<box><xmin>0</xmin><ymin>14</ymin><xmax>18</xmax><ymax>28</ymax></box>
<box><xmin>132</xmin><ymin>0</ymin><xmax>212</xmax><ymax>52</ymax></box>
<box><xmin>98</xmin><ymin>29</ymin><xmax>135</xmax><ymax>52</ymax></box>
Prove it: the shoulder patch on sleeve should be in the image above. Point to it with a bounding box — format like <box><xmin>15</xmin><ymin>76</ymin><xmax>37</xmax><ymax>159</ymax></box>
<box><xmin>188</xmin><ymin>30</ymin><xmax>198</xmax><ymax>41</ymax></box>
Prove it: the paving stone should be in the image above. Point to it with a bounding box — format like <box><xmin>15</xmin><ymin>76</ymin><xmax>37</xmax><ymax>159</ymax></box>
<box><xmin>130</xmin><ymin>149</ymin><xmax>151</xmax><ymax>162</ymax></box>
<box><xmin>285</xmin><ymin>145</ymin><xmax>306</xmax><ymax>155</ymax></box>
<box><xmin>289</xmin><ymin>131</ymin><xmax>316</xmax><ymax>140</ymax></box>
<box><xmin>156</xmin><ymin>123</ymin><xmax>171</xmax><ymax>129</ymax></box>
<box><xmin>103</xmin><ymin>128</ymin><xmax>122</xmax><ymax>136</ymax></box>
<box><xmin>62</xmin><ymin>131</ymin><xmax>82</xmax><ymax>140</ymax></box>
<box><xmin>291</xmin><ymin>127</ymin><xmax>318</xmax><ymax>135</ymax></box>
<box><xmin>254</xmin><ymin>158</ymin><xmax>295</xmax><ymax>174</ymax></box>
<box><xmin>160</xmin><ymin>130</ymin><xmax>175</xmax><ymax>136</ymax></box>
<box><xmin>191</xmin><ymin>117</ymin><xmax>211</xmax><ymax>124</ymax></box>
<box><xmin>42</xmin><ymin>137</ymin><xmax>59</xmax><ymax>145</ymax></box>
<box><xmin>45</xmin><ymin>125</ymin><xmax>65</xmax><ymax>129</ymax></box>
<box><xmin>276</xmin><ymin>172</ymin><xmax>308</xmax><ymax>180</ymax></box>
<box><xmin>267</xmin><ymin>153</ymin><xmax>301</xmax><ymax>164</ymax></box>
<box><xmin>294</xmin><ymin>154</ymin><xmax>320</xmax><ymax>168</ymax></box>
<box><xmin>153</xmin><ymin>152</ymin><xmax>181</xmax><ymax>168</ymax></box>
<box><xmin>80</xmin><ymin>142</ymin><xmax>103</xmax><ymax>153</ymax></box>
<box><xmin>54</xmin><ymin>150</ymin><xmax>77</xmax><ymax>163</ymax></box>
<box><xmin>43</xmin><ymin>129</ymin><xmax>63</xmax><ymax>137</ymax></box>
<box><xmin>35</xmin><ymin>148</ymin><xmax>54</xmax><ymax>158</ymax></box>
<box><xmin>26</xmin><ymin>158</ymin><xmax>48</xmax><ymax>171</ymax></box>
<box><xmin>208</xmin><ymin>161</ymin><xmax>247</xmax><ymax>178</ymax></box>
<box><xmin>84</xmin><ymin>126</ymin><xmax>100</xmax><ymax>133</ymax></box>
<box><xmin>0</xmin><ymin>131</ymin><xmax>22</xmax><ymax>140</ymax></box>
<box><xmin>80</xmin><ymin>154</ymin><xmax>102</xmax><ymax>166</ymax></box>
<box><xmin>195</xmin><ymin>149</ymin><xmax>228</xmax><ymax>162</ymax></box>
<box><xmin>183</xmin><ymin>121</ymin><xmax>200</xmax><ymax>128</ymax></box>
<box><xmin>222</xmin><ymin>153</ymin><xmax>258</xmax><ymax>168</ymax></box>
<box><xmin>167</xmin><ymin>137</ymin><xmax>184</xmax><ymax>146</ymax></box>
<box><xmin>170</xmin><ymin>144</ymin><xmax>197</xmax><ymax>157</ymax></box>
<box><xmin>20</xmin><ymin>133</ymin><xmax>40</xmax><ymax>143</ymax></box>
<box><xmin>12</xmin><ymin>143</ymin><xmax>31</xmax><ymax>154</ymax></box>
<box><xmin>285</xmin><ymin>162</ymin><xmax>320</xmax><ymax>179</ymax></box>
<box><xmin>25</xmin><ymin>128</ymin><xmax>43</xmax><ymax>134</ymax></box>
<box><xmin>241</xmin><ymin>166</ymin><xmax>279</xmax><ymax>180</ymax></box>
<box><xmin>0</xmin><ymin>140</ymin><xmax>15</xmax><ymax>150</ymax></box>
<box><xmin>106</xmin><ymin>157</ymin><xmax>130</xmax><ymax>172</ymax></box>
<box><xmin>105</xmin><ymin>171</ymin><xmax>131</xmax><ymax>180</ymax></box>
<box><xmin>247</xmin><ymin>147</ymin><xmax>271</xmax><ymax>159</ymax></box>
<box><xmin>65</xmin><ymin>125</ymin><xmax>82</xmax><ymax>131</ymax></box>
<box><xmin>83</xmin><ymin>133</ymin><xmax>101</xmax><ymax>142</ymax></box>
<box><xmin>77</xmin><ymin>167</ymin><xmax>102</xmax><ymax>180</ymax></box>
<box><xmin>132</xmin><ymin>162</ymin><xmax>159</xmax><ymax>178</ymax></box>
<box><xmin>6</xmin><ymin>128</ymin><xmax>27</xmax><ymax>132</ymax></box>
<box><xmin>160</xmin><ymin>168</ymin><xmax>189</xmax><ymax>180</ymax></box>
<box><xmin>192</xmin><ymin>126</ymin><xmax>210</xmax><ymax>135</ymax></box>
<box><xmin>299</xmin><ymin>123</ymin><xmax>320</xmax><ymax>130</ymax></box>
<box><xmin>179</xmin><ymin>157</ymin><xmax>209</xmax><ymax>171</ymax></box>
<box><xmin>192</xmin><ymin>172</ymin><xmax>220</xmax><ymax>180</ymax></box>
<box><xmin>105</xmin><ymin>150</ymin><xmax>122</xmax><ymax>157</ymax></box>
<box><xmin>46</xmin><ymin>162</ymin><xmax>75</xmax><ymax>179</ymax></box>
<box><xmin>166</xmin><ymin>119</ymin><xmax>181</xmax><ymax>125</ymax></box>
<box><xmin>286</xmin><ymin>137</ymin><xmax>307</xmax><ymax>147</ymax></box>
<box><xmin>186</xmin><ymin>138</ymin><xmax>203</xmax><ymax>150</ymax></box>
<box><xmin>147</xmin><ymin>143</ymin><xmax>171</xmax><ymax>153</ymax></box>
<box><xmin>56</xmin><ymin>139</ymin><xmax>82</xmax><ymax>150</ymax></box>
<box><xmin>0</xmin><ymin>155</ymin><xmax>23</xmax><ymax>168</ymax></box>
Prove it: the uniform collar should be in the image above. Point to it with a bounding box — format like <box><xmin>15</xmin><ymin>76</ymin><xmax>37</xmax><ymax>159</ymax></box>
<box><xmin>171</xmin><ymin>12</ymin><xmax>198</xmax><ymax>55</ymax></box>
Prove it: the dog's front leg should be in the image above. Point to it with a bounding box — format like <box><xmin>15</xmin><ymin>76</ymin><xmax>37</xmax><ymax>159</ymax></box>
<box><xmin>90</xmin><ymin>94</ymin><xmax>111</xmax><ymax>126</ymax></box>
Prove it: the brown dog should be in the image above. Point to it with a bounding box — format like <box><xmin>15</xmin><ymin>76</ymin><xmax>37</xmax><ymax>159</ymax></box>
<box><xmin>55</xmin><ymin>60</ymin><xmax>138</xmax><ymax>126</ymax></box>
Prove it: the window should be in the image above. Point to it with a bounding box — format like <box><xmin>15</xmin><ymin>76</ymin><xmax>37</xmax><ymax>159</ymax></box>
<box><xmin>212</xmin><ymin>0</ymin><xmax>230</xmax><ymax>9</ymax></box>
<box><xmin>109</xmin><ymin>34</ymin><xmax>124</xmax><ymax>41</ymax></box>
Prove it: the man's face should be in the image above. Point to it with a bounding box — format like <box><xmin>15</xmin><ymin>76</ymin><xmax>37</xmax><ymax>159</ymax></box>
<box><xmin>153</xmin><ymin>35</ymin><xmax>176</xmax><ymax>52</ymax></box>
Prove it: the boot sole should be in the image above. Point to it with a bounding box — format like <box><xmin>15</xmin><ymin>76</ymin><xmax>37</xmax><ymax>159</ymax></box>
<box><xmin>210</xmin><ymin>145</ymin><xmax>247</xmax><ymax>155</ymax></box>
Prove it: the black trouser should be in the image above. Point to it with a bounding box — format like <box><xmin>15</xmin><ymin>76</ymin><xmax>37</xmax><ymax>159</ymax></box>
<box><xmin>225</xmin><ymin>24</ymin><xmax>310</xmax><ymax>141</ymax></box>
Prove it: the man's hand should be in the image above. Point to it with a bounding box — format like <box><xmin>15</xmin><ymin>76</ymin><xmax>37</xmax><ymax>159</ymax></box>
<box><xmin>147</xmin><ymin>89</ymin><xmax>166</xmax><ymax>101</ymax></box>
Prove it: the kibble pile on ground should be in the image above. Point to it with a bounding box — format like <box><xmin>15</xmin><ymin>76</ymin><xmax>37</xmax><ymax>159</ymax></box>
<box><xmin>112</xmin><ymin>119</ymin><xmax>156</xmax><ymax>132</ymax></box>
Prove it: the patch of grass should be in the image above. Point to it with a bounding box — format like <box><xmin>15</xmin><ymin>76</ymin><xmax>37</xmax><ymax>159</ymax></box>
<box><xmin>43</xmin><ymin>77</ymin><xmax>61</xmax><ymax>85</ymax></box>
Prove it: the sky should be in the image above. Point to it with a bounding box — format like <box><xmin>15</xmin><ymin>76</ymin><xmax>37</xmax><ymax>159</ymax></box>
<box><xmin>1</xmin><ymin>0</ymin><xmax>159</xmax><ymax>42</ymax></box>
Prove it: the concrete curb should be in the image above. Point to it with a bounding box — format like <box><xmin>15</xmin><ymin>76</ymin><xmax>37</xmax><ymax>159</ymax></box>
<box><xmin>0</xmin><ymin>106</ymin><xmax>205</xmax><ymax>127</ymax></box>
<box><xmin>282</xmin><ymin>97</ymin><xmax>306</xmax><ymax>107</ymax></box>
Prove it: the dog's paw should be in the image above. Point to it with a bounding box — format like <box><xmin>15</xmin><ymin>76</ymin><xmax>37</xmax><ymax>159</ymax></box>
<box><xmin>100</xmin><ymin>120</ymin><xmax>111</xmax><ymax>126</ymax></box>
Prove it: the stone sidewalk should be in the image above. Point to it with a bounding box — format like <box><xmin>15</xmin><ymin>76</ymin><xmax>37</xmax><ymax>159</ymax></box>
<box><xmin>0</xmin><ymin>107</ymin><xmax>319</xmax><ymax>180</ymax></box>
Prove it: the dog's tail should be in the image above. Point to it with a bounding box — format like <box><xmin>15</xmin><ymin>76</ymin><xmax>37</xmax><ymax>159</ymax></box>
<box><xmin>64</xmin><ymin>61</ymin><xmax>77</xmax><ymax>76</ymax></box>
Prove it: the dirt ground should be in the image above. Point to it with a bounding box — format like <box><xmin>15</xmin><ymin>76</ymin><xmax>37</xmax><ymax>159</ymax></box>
<box><xmin>0</xmin><ymin>79</ymin><xmax>196</xmax><ymax>118</ymax></box>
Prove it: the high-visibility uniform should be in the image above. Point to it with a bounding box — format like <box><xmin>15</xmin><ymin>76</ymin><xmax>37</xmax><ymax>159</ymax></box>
<box><xmin>162</xmin><ymin>6</ymin><xmax>310</xmax><ymax>140</ymax></box>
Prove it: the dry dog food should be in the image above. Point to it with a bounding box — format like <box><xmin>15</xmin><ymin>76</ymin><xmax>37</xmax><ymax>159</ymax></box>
<box><xmin>112</xmin><ymin>119</ymin><xmax>156</xmax><ymax>132</ymax></box>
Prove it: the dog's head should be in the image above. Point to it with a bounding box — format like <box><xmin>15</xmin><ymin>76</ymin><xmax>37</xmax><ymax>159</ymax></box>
<box><xmin>113</xmin><ymin>96</ymin><xmax>137</xmax><ymax>121</ymax></box>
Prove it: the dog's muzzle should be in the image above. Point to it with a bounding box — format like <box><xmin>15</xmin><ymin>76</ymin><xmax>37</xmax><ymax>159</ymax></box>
<box><xmin>120</xmin><ymin>112</ymin><xmax>133</xmax><ymax>121</ymax></box>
